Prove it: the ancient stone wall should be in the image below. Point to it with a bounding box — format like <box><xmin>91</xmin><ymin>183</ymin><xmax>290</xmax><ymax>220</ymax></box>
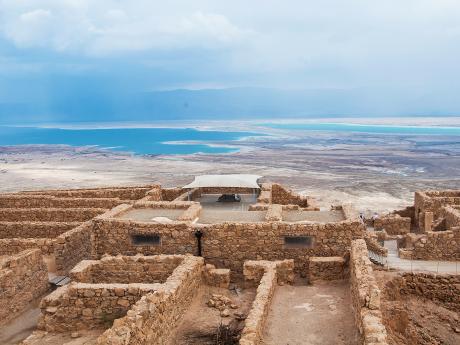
<box><xmin>308</xmin><ymin>256</ymin><xmax>347</xmax><ymax>282</ymax></box>
<box><xmin>0</xmin><ymin>221</ymin><xmax>79</xmax><ymax>238</ymax></box>
<box><xmin>0</xmin><ymin>249</ymin><xmax>48</xmax><ymax>325</ymax></box>
<box><xmin>440</xmin><ymin>205</ymin><xmax>460</xmax><ymax>229</ymax></box>
<box><xmin>350</xmin><ymin>239</ymin><xmax>388</xmax><ymax>345</ymax></box>
<box><xmin>403</xmin><ymin>228</ymin><xmax>460</xmax><ymax>261</ymax></box>
<box><xmin>21</xmin><ymin>185</ymin><xmax>155</xmax><ymax>200</ymax></box>
<box><xmin>414</xmin><ymin>190</ymin><xmax>460</xmax><ymax>229</ymax></box>
<box><xmin>54</xmin><ymin>222</ymin><xmax>93</xmax><ymax>274</ymax></box>
<box><xmin>70</xmin><ymin>255</ymin><xmax>184</xmax><ymax>284</ymax></box>
<box><xmin>240</xmin><ymin>260</ymin><xmax>294</xmax><ymax>345</ymax></box>
<box><xmin>160</xmin><ymin>187</ymin><xmax>184</xmax><ymax>201</ymax></box>
<box><xmin>374</xmin><ymin>214</ymin><xmax>411</xmax><ymax>235</ymax></box>
<box><xmin>0</xmin><ymin>207</ymin><xmax>106</xmax><ymax>222</ymax></box>
<box><xmin>95</xmin><ymin>255</ymin><xmax>204</xmax><ymax>345</ymax></box>
<box><xmin>0</xmin><ymin>195</ymin><xmax>125</xmax><ymax>209</ymax></box>
<box><xmin>0</xmin><ymin>237</ymin><xmax>55</xmax><ymax>255</ymax></box>
<box><xmin>393</xmin><ymin>272</ymin><xmax>460</xmax><ymax>312</ymax></box>
<box><xmin>271</xmin><ymin>183</ymin><xmax>310</xmax><ymax>207</ymax></box>
<box><xmin>93</xmin><ymin>214</ymin><xmax>365</xmax><ymax>275</ymax></box>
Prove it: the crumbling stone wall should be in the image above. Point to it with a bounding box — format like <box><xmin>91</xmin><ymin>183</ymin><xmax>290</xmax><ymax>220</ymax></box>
<box><xmin>440</xmin><ymin>205</ymin><xmax>460</xmax><ymax>229</ymax></box>
<box><xmin>54</xmin><ymin>222</ymin><xmax>93</xmax><ymax>274</ymax></box>
<box><xmin>95</xmin><ymin>255</ymin><xmax>204</xmax><ymax>345</ymax></box>
<box><xmin>0</xmin><ymin>195</ymin><xmax>125</xmax><ymax>209</ymax></box>
<box><xmin>161</xmin><ymin>187</ymin><xmax>184</xmax><ymax>201</ymax></box>
<box><xmin>93</xmin><ymin>210</ymin><xmax>365</xmax><ymax>275</ymax></box>
<box><xmin>414</xmin><ymin>190</ymin><xmax>460</xmax><ymax>230</ymax></box>
<box><xmin>70</xmin><ymin>255</ymin><xmax>184</xmax><ymax>284</ymax></box>
<box><xmin>390</xmin><ymin>272</ymin><xmax>460</xmax><ymax>312</ymax></box>
<box><xmin>39</xmin><ymin>254</ymin><xmax>200</xmax><ymax>334</ymax></box>
<box><xmin>350</xmin><ymin>239</ymin><xmax>388</xmax><ymax>345</ymax></box>
<box><xmin>271</xmin><ymin>183</ymin><xmax>310</xmax><ymax>207</ymax></box>
<box><xmin>21</xmin><ymin>185</ymin><xmax>156</xmax><ymax>200</ymax></box>
<box><xmin>0</xmin><ymin>249</ymin><xmax>48</xmax><ymax>325</ymax></box>
<box><xmin>308</xmin><ymin>256</ymin><xmax>347</xmax><ymax>282</ymax></box>
<box><xmin>0</xmin><ymin>207</ymin><xmax>106</xmax><ymax>222</ymax></box>
<box><xmin>240</xmin><ymin>260</ymin><xmax>294</xmax><ymax>345</ymax></box>
<box><xmin>0</xmin><ymin>237</ymin><xmax>55</xmax><ymax>255</ymax></box>
<box><xmin>0</xmin><ymin>221</ymin><xmax>79</xmax><ymax>238</ymax></box>
<box><xmin>374</xmin><ymin>215</ymin><xmax>411</xmax><ymax>235</ymax></box>
<box><xmin>403</xmin><ymin>228</ymin><xmax>460</xmax><ymax>261</ymax></box>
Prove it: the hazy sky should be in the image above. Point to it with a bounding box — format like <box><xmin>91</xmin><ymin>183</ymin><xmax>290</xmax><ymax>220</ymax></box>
<box><xmin>1</xmin><ymin>0</ymin><xmax>460</xmax><ymax>121</ymax></box>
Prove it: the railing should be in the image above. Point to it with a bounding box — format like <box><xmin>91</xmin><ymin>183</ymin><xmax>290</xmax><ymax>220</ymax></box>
<box><xmin>368</xmin><ymin>250</ymin><xmax>387</xmax><ymax>267</ymax></box>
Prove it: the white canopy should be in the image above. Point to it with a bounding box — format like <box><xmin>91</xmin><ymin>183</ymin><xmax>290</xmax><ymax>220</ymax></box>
<box><xmin>183</xmin><ymin>174</ymin><xmax>262</xmax><ymax>189</ymax></box>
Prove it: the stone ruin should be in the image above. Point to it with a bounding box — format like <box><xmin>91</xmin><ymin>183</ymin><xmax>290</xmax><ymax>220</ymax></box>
<box><xmin>0</xmin><ymin>182</ymin><xmax>458</xmax><ymax>345</ymax></box>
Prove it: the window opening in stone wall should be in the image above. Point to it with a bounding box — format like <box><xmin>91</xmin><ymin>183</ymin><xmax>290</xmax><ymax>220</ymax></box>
<box><xmin>131</xmin><ymin>234</ymin><xmax>161</xmax><ymax>246</ymax></box>
<box><xmin>284</xmin><ymin>236</ymin><xmax>314</xmax><ymax>248</ymax></box>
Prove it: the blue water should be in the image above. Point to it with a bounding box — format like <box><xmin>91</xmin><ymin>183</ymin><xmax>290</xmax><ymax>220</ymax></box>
<box><xmin>0</xmin><ymin>126</ymin><xmax>258</xmax><ymax>155</ymax></box>
<box><xmin>262</xmin><ymin>123</ymin><xmax>460</xmax><ymax>136</ymax></box>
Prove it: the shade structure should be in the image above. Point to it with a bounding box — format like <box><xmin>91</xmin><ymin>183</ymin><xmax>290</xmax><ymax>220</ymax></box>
<box><xmin>183</xmin><ymin>174</ymin><xmax>262</xmax><ymax>189</ymax></box>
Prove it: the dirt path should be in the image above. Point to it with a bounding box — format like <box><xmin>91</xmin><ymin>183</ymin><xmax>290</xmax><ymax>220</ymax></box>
<box><xmin>263</xmin><ymin>280</ymin><xmax>359</xmax><ymax>345</ymax></box>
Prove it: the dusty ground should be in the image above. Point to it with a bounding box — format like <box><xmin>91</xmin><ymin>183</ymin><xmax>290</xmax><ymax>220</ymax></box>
<box><xmin>0</xmin><ymin>300</ymin><xmax>42</xmax><ymax>345</ymax></box>
<box><xmin>374</xmin><ymin>270</ymin><xmax>460</xmax><ymax>345</ymax></box>
<box><xmin>21</xmin><ymin>330</ymin><xmax>104</xmax><ymax>345</ymax></box>
<box><xmin>169</xmin><ymin>284</ymin><xmax>256</xmax><ymax>345</ymax></box>
<box><xmin>263</xmin><ymin>280</ymin><xmax>359</xmax><ymax>345</ymax></box>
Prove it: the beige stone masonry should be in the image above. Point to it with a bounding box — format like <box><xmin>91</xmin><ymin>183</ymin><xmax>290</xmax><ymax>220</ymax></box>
<box><xmin>240</xmin><ymin>260</ymin><xmax>294</xmax><ymax>345</ymax></box>
<box><xmin>308</xmin><ymin>256</ymin><xmax>347</xmax><ymax>282</ymax></box>
<box><xmin>350</xmin><ymin>239</ymin><xmax>388</xmax><ymax>345</ymax></box>
<box><xmin>374</xmin><ymin>214</ymin><xmax>411</xmax><ymax>235</ymax></box>
<box><xmin>204</xmin><ymin>263</ymin><xmax>230</xmax><ymax>288</ymax></box>
<box><xmin>0</xmin><ymin>249</ymin><xmax>48</xmax><ymax>325</ymax></box>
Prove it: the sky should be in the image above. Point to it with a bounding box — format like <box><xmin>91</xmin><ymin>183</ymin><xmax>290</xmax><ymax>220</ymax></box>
<box><xmin>1</xmin><ymin>0</ymin><xmax>460</xmax><ymax>122</ymax></box>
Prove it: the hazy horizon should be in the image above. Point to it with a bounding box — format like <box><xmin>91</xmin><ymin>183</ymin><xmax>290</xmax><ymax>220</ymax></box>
<box><xmin>1</xmin><ymin>1</ymin><xmax>460</xmax><ymax>123</ymax></box>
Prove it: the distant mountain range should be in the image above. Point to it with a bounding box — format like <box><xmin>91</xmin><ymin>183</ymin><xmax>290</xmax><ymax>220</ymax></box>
<box><xmin>1</xmin><ymin>87</ymin><xmax>458</xmax><ymax>124</ymax></box>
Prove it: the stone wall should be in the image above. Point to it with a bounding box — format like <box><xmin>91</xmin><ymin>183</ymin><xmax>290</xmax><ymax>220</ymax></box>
<box><xmin>21</xmin><ymin>185</ymin><xmax>156</xmax><ymax>200</ymax></box>
<box><xmin>38</xmin><ymin>282</ymin><xmax>159</xmax><ymax>332</ymax></box>
<box><xmin>393</xmin><ymin>272</ymin><xmax>460</xmax><ymax>312</ymax></box>
<box><xmin>70</xmin><ymin>255</ymin><xmax>184</xmax><ymax>284</ymax></box>
<box><xmin>440</xmin><ymin>205</ymin><xmax>460</xmax><ymax>229</ymax></box>
<box><xmin>161</xmin><ymin>187</ymin><xmax>184</xmax><ymax>201</ymax></box>
<box><xmin>93</xmin><ymin>214</ymin><xmax>365</xmax><ymax>276</ymax></box>
<box><xmin>350</xmin><ymin>239</ymin><xmax>388</xmax><ymax>345</ymax></box>
<box><xmin>0</xmin><ymin>221</ymin><xmax>79</xmax><ymax>238</ymax></box>
<box><xmin>0</xmin><ymin>207</ymin><xmax>106</xmax><ymax>222</ymax></box>
<box><xmin>0</xmin><ymin>237</ymin><xmax>55</xmax><ymax>255</ymax></box>
<box><xmin>95</xmin><ymin>255</ymin><xmax>204</xmax><ymax>345</ymax></box>
<box><xmin>308</xmin><ymin>256</ymin><xmax>347</xmax><ymax>282</ymax></box>
<box><xmin>374</xmin><ymin>215</ymin><xmax>411</xmax><ymax>235</ymax></box>
<box><xmin>271</xmin><ymin>183</ymin><xmax>310</xmax><ymax>207</ymax></box>
<box><xmin>240</xmin><ymin>260</ymin><xmax>294</xmax><ymax>345</ymax></box>
<box><xmin>403</xmin><ymin>227</ymin><xmax>460</xmax><ymax>261</ymax></box>
<box><xmin>54</xmin><ymin>222</ymin><xmax>93</xmax><ymax>274</ymax></box>
<box><xmin>414</xmin><ymin>190</ymin><xmax>460</xmax><ymax>230</ymax></box>
<box><xmin>0</xmin><ymin>195</ymin><xmax>125</xmax><ymax>209</ymax></box>
<box><xmin>0</xmin><ymin>249</ymin><xmax>48</xmax><ymax>325</ymax></box>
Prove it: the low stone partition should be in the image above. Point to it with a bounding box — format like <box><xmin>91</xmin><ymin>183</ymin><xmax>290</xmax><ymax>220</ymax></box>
<box><xmin>38</xmin><ymin>254</ymin><xmax>202</xmax><ymax>334</ymax></box>
<box><xmin>177</xmin><ymin>203</ymin><xmax>201</xmax><ymax>221</ymax></box>
<box><xmin>161</xmin><ymin>187</ymin><xmax>185</xmax><ymax>201</ymax></box>
<box><xmin>402</xmin><ymin>227</ymin><xmax>460</xmax><ymax>261</ymax></box>
<box><xmin>392</xmin><ymin>272</ymin><xmax>460</xmax><ymax>312</ymax></box>
<box><xmin>0</xmin><ymin>195</ymin><xmax>125</xmax><ymax>209</ymax></box>
<box><xmin>374</xmin><ymin>214</ymin><xmax>411</xmax><ymax>235</ymax></box>
<box><xmin>0</xmin><ymin>249</ymin><xmax>48</xmax><ymax>325</ymax></box>
<box><xmin>21</xmin><ymin>185</ymin><xmax>156</xmax><ymax>200</ymax></box>
<box><xmin>54</xmin><ymin>222</ymin><xmax>93</xmax><ymax>274</ymax></box>
<box><xmin>0</xmin><ymin>207</ymin><xmax>106</xmax><ymax>222</ymax></box>
<box><xmin>0</xmin><ymin>221</ymin><xmax>80</xmax><ymax>238</ymax></box>
<box><xmin>350</xmin><ymin>239</ymin><xmax>388</xmax><ymax>345</ymax></box>
<box><xmin>70</xmin><ymin>255</ymin><xmax>184</xmax><ymax>284</ymax></box>
<box><xmin>240</xmin><ymin>260</ymin><xmax>294</xmax><ymax>345</ymax></box>
<box><xmin>308</xmin><ymin>256</ymin><xmax>346</xmax><ymax>282</ymax></box>
<box><xmin>95</xmin><ymin>255</ymin><xmax>204</xmax><ymax>344</ymax></box>
<box><xmin>265</xmin><ymin>204</ymin><xmax>282</xmax><ymax>222</ymax></box>
<box><xmin>0</xmin><ymin>237</ymin><xmax>55</xmax><ymax>255</ymax></box>
<box><xmin>204</xmin><ymin>263</ymin><xmax>230</xmax><ymax>288</ymax></box>
<box><xmin>271</xmin><ymin>183</ymin><xmax>310</xmax><ymax>207</ymax></box>
<box><xmin>364</xmin><ymin>236</ymin><xmax>388</xmax><ymax>256</ymax></box>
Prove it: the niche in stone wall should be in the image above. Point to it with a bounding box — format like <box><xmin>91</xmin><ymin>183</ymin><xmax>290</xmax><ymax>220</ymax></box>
<box><xmin>284</xmin><ymin>235</ymin><xmax>314</xmax><ymax>248</ymax></box>
<box><xmin>131</xmin><ymin>234</ymin><xmax>161</xmax><ymax>246</ymax></box>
